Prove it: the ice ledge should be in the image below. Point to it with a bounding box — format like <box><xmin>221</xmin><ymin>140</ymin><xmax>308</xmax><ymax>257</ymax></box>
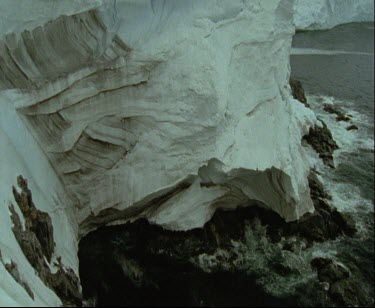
<box><xmin>1</xmin><ymin>0</ymin><xmax>316</xmax><ymax>237</ymax></box>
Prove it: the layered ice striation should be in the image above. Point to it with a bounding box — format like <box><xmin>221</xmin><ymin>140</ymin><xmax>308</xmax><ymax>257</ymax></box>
<box><xmin>0</xmin><ymin>0</ymin><xmax>317</xmax><ymax>304</ymax></box>
<box><xmin>294</xmin><ymin>0</ymin><xmax>374</xmax><ymax>30</ymax></box>
<box><xmin>0</xmin><ymin>0</ymin><xmax>317</xmax><ymax>235</ymax></box>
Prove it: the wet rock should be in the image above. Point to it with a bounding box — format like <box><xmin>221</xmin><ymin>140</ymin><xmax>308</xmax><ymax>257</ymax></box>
<box><xmin>78</xmin><ymin>169</ymin><xmax>358</xmax><ymax>307</ymax></box>
<box><xmin>320</xmin><ymin>282</ymin><xmax>330</xmax><ymax>291</ymax></box>
<box><xmin>323</xmin><ymin>104</ymin><xmax>340</xmax><ymax>115</ymax></box>
<box><xmin>311</xmin><ymin>258</ymin><xmax>350</xmax><ymax>283</ymax></box>
<box><xmin>78</xmin><ymin>208</ymin><xmax>303</xmax><ymax>307</ymax></box>
<box><xmin>290</xmin><ymin>78</ymin><xmax>310</xmax><ymax>108</ymax></box>
<box><xmin>346</xmin><ymin>124</ymin><xmax>358</xmax><ymax>131</ymax></box>
<box><xmin>286</xmin><ymin>170</ymin><xmax>357</xmax><ymax>244</ymax></box>
<box><xmin>289</xmin><ymin>80</ymin><xmax>339</xmax><ymax>168</ymax></box>
<box><xmin>323</xmin><ymin>104</ymin><xmax>345</xmax><ymax>118</ymax></box>
<box><xmin>281</xmin><ymin>237</ymin><xmax>306</xmax><ymax>253</ymax></box>
<box><xmin>303</xmin><ymin>118</ymin><xmax>339</xmax><ymax>168</ymax></box>
<box><xmin>336</xmin><ymin>115</ymin><xmax>351</xmax><ymax>122</ymax></box>
<box><xmin>323</xmin><ymin>103</ymin><xmax>358</xmax><ymax>124</ymax></box>
<box><xmin>331</xmin><ymin>210</ymin><xmax>357</xmax><ymax>237</ymax></box>
<box><xmin>329</xmin><ymin>279</ymin><xmax>366</xmax><ymax>307</ymax></box>
<box><xmin>310</xmin><ymin>255</ymin><xmax>370</xmax><ymax>307</ymax></box>
<box><xmin>322</xmin><ymin>104</ymin><xmax>352</xmax><ymax>122</ymax></box>
<box><xmin>307</xmin><ymin>171</ymin><xmax>331</xmax><ymax>200</ymax></box>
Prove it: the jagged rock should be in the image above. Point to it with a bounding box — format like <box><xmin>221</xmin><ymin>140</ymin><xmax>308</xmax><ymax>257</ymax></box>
<box><xmin>8</xmin><ymin>176</ymin><xmax>82</xmax><ymax>306</ymax></box>
<box><xmin>4</xmin><ymin>261</ymin><xmax>35</xmax><ymax>300</ymax></box>
<box><xmin>336</xmin><ymin>115</ymin><xmax>351</xmax><ymax>122</ymax></box>
<box><xmin>285</xmin><ymin>170</ymin><xmax>356</xmax><ymax>244</ymax></box>
<box><xmin>78</xmin><ymin>170</ymin><xmax>358</xmax><ymax>306</ymax></box>
<box><xmin>290</xmin><ymin>78</ymin><xmax>310</xmax><ymax>108</ymax></box>
<box><xmin>330</xmin><ymin>210</ymin><xmax>357</xmax><ymax>237</ymax></box>
<box><xmin>303</xmin><ymin>119</ymin><xmax>339</xmax><ymax>168</ymax></box>
<box><xmin>79</xmin><ymin>208</ymin><xmax>297</xmax><ymax>306</ymax></box>
<box><xmin>310</xmin><ymin>258</ymin><xmax>370</xmax><ymax>306</ymax></box>
<box><xmin>323</xmin><ymin>104</ymin><xmax>344</xmax><ymax>116</ymax></box>
<box><xmin>12</xmin><ymin>175</ymin><xmax>55</xmax><ymax>262</ymax></box>
<box><xmin>311</xmin><ymin>258</ymin><xmax>350</xmax><ymax>283</ymax></box>
<box><xmin>329</xmin><ymin>279</ymin><xmax>367</xmax><ymax>307</ymax></box>
<box><xmin>290</xmin><ymin>80</ymin><xmax>339</xmax><ymax>168</ymax></box>
<box><xmin>8</xmin><ymin>203</ymin><xmax>47</xmax><ymax>277</ymax></box>
<box><xmin>346</xmin><ymin>124</ymin><xmax>358</xmax><ymax>131</ymax></box>
<box><xmin>0</xmin><ymin>251</ymin><xmax>34</xmax><ymax>300</ymax></box>
<box><xmin>323</xmin><ymin>104</ymin><xmax>351</xmax><ymax>122</ymax></box>
<box><xmin>307</xmin><ymin>171</ymin><xmax>331</xmax><ymax>200</ymax></box>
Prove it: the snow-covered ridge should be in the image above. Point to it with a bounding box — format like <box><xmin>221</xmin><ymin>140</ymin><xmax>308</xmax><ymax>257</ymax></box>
<box><xmin>294</xmin><ymin>0</ymin><xmax>374</xmax><ymax>30</ymax></box>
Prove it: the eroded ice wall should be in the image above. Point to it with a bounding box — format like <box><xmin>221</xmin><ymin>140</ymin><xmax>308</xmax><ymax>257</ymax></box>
<box><xmin>294</xmin><ymin>0</ymin><xmax>374</xmax><ymax>30</ymax></box>
<box><xmin>0</xmin><ymin>0</ymin><xmax>317</xmax><ymax>241</ymax></box>
<box><xmin>0</xmin><ymin>1</ymin><xmax>318</xmax><ymax>304</ymax></box>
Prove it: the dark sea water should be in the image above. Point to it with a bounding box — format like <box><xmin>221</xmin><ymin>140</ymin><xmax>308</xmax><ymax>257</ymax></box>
<box><xmin>291</xmin><ymin>21</ymin><xmax>374</xmax><ymax>204</ymax></box>
<box><xmin>291</xmin><ymin>22</ymin><xmax>374</xmax><ymax>305</ymax></box>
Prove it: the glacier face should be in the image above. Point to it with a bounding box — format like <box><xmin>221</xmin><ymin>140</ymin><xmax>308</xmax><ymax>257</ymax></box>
<box><xmin>1</xmin><ymin>0</ymin><xmax>316</xmax><ymax>235</ymax></box>
<box><xmin>294</xmin><ymin>0</ymin><xmax>374</xmax><ymax>30</ymax></box>
<box><xmin>0</xmin><ymin>0</ymin><xmax>317</xmax><ymax>305</ymax></box>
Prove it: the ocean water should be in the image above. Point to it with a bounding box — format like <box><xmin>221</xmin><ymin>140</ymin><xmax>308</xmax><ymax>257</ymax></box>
<box><xmin>291</xmin><ymin>22</ymin><xmax>374</xmax><ymax>304</ymax></box>
<box><xmin>291</xmin><ymin>21</ymin><xmax>374</xmax><ymax>212</ymax></box>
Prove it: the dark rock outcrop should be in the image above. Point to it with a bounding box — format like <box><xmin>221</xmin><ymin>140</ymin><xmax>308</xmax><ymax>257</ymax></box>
<box><xmin>290</xmin><ymin>78</ymin><xmax>310</xmax><ymax>108</ymax></box>
<box><xmin>78</xmin><ymin>171</ymin><xmax>358</xmax><ymax>307</ymax></box>
<box><xmin>346</xmin><ymin>124</ymin><xmax>358</xmax><ymax>131</ymax></box>
<box><xmin>8</xmin><ymin>175</ymin><xmax>82</xmax><ymax>306</ymax></box>
<box><xmin>311</xmin><ymin>258</ymin><xmax>350</xmax><ymax>284</ymax></box>
<box><xmin>310</xmin><ymin>256</ymin><xmax>370</xmax><ymax>307</ymax></box>
<box><xmin>303</xmin><ymin>121</ymin><xmax>339</xmax><ymax>168</ymax></box>
<box><xmin>289</xmin><ymin>78</ymin><xmax>339</xmax><ymax>168</ymax></box>
<box><xmin>0</xmin><ymin>250</ymin><xmax>34</xmax><ymax>300</ymax></box>
<box><xmin>323</xmin><ymin>104</ymin><xmax>353</xmax><ymax>122</ymax></box>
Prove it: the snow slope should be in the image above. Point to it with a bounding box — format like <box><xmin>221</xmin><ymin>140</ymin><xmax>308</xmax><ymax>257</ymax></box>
<box><xmin>0</xmin><ymin>90</ymin><xmax>79</xmax><ymax>306</ymax></box>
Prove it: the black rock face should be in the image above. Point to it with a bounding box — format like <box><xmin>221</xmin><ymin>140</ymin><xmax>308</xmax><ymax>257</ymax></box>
<box><xmin>303</xmin><ymin>121</ymin><xmax>340</xmax><ymax>168</ymax></box>
<box><xmin>290</xmin><ymin>78</ymin><xmax>340</xmax><ymax>168</ymax></box>
<box><xmin>78</xmin><ymin>209</ymin><xmax>298</xmax><ymax>307</ymax></box>
<box><xmin>78</xmin><ymin>171</ymin><xmax>361</xmax><ymax>307</ymax></box>
<box><xmin>290</xmin><ymin>78</ymin><xmax>310</xmax><ymax>108</ymax></box>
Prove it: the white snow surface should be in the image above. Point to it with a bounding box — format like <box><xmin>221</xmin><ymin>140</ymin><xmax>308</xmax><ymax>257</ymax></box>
<box><xmin>294</xmin><ymin>0</ymin><xmax>374</xmax><ymax>30</ymax></box>
<box><xmin>0</xmin><ymin>90</ymin><xmax>79</xmax><ymax>306</ymax></box>
<box><xmin>0</xmin><ymin>0</ymin><xmax>318</xmax><ymax>305</ymax></box>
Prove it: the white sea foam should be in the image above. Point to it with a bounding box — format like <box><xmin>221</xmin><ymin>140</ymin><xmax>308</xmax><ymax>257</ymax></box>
<box><xmin>305</xmin><ymin>94</ymin><xmax>374</xmax><ymax>213</ymax></box>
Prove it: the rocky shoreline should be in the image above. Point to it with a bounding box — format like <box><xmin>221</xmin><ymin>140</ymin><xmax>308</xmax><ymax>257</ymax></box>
<box><xmin>78</xmin><ymin>169</ymin><xmax>363</xmax><ymax>306</ymax></box>
<box><xmin>76</xmin><ymin>80</ymin><xmax>372</xmax><ymax>307</ymax></box>
<box><xmin>2</xmin><ymin>80</ymin><xmax>369</xmax><ymax>307</ymax></box>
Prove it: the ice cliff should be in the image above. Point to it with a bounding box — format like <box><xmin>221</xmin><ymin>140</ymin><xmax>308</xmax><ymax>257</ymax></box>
<box><xmin>0</xmin><ymin>0</ymin><xmax>317</xmax><ymax>305</ymax></box>
<box><xmin>294</xmin><ymin>0</ymin><xmax>374</xmax><ymax>30</ymax></box>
